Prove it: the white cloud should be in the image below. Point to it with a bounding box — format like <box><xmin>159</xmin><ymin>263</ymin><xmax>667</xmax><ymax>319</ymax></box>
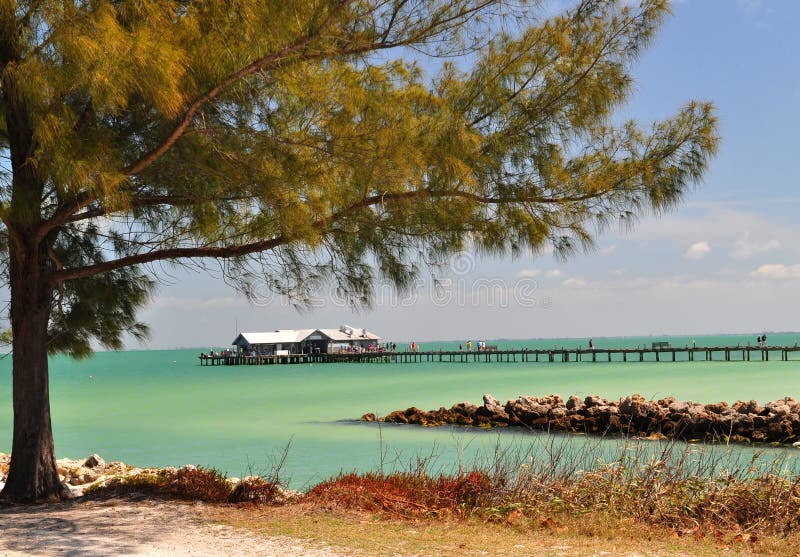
<box><xmin>562</xmin><ymin>278</ymin><xmax>587</xmax><ymax>289</ymax></box>
<box><xmin>632</xmin><ymin>208</ymin><xmax>800</xmax><ymax>259</ymax></box>
<box><xmin>599</xmin><ymin>245</ymin><xmax>616</xmax><ymax>256</ymax></box>
<box><xmin>544</xmin><ymin>269</ymin><xmax>563</xmax><ymax>279</ymax></box>
<box><xmin>730</xmin><ymin>233</ymin><xmax>780</xmax><ymax>260</ymax></box>
<box><xmin>515</xmin><ymin>268</ymin><xmax>541</xmax><ymax>278</ymax></box>
<box><xmin>685</xmin><ymin>241</ymin><xmax>711</xmax><ymax>260</ymax></box>
<box><xmin>749</xmin><ymin>264</ymin><xmax>800</xmax><ymax>280</ymax></box>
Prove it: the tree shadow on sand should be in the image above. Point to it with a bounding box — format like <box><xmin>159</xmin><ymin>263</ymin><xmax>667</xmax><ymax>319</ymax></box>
<box><xmin>0</xmin><ymin>498</ymin><xmax>188</xmax><ymax>556</ymax></box>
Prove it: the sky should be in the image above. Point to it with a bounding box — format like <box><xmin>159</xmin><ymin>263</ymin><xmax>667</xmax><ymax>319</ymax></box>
<box><xmin>137</xmin><ymin>0</ymin><xmax>800</xmax><ymax>348</ymax></box>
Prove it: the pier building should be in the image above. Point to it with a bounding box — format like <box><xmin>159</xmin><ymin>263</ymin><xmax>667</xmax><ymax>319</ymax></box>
<box><xmin>231</xmin><ymin>325</ymin><xmax>381</xmax><ymax>355</ymax></box>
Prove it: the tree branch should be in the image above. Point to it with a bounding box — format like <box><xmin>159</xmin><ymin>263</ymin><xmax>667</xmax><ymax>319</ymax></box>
<box><xmin>46</xmin><ymin>185</ymin><xmax>613</xmax><ymax>285</ymax></box>
<box><xmin>36</xmin><ymin>1</ymin><xmax>504</xmax><ymax>237</ymax></box>
<box><xmin>122</xmin><ymin>0</ymin><xmax>354</xmax><ymax>178</ymax></box>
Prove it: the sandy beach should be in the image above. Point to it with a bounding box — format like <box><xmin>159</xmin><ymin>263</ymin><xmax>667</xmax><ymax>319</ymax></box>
<box><xmin>0</xmin><ymin>499</ymin><xmax>350</xmax><ymax>557</ymax></box>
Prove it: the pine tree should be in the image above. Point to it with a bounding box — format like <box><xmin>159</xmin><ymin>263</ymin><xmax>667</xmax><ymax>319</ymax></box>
<box><xmin>0</xmin><ymin>0</ymin><xmax>718</xmax><ymax>501</ymax></box>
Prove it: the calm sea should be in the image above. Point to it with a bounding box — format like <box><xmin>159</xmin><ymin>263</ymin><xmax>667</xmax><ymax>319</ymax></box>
<box><xmin>1</xmin><ymin>333</ymin><xmax>799</xmax><ymax>488</ymax></box>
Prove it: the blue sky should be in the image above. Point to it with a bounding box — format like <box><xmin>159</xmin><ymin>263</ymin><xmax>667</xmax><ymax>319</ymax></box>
<box><xmin>140</xmin><ymin>0</ymin><xmax>800</xmax><ymax>348</ymax></box>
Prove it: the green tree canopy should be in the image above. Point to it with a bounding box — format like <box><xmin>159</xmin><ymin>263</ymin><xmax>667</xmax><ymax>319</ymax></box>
<box><xmin>0</xmin><ymin>0</ymin><xmax>718</xmax><ymax>502</ymax></box>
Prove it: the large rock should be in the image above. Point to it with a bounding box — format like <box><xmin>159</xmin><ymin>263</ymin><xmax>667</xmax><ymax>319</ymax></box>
<box><xmin>704</xmin><ymin>401</ymin><xmax>729</xmax><ymax>414</ymax></box>
<box><xmin>584</xmin><ymin>395</ymin><xmax>603</xmax><ymax>408</ymax></box>
<box><xmin>56</xmin><ymin>458</ymin><xmax>83</xmax><ymax>476</ymax></box>
<box><xmin>510</xmin><ymin>397</ymin><xmax>551</xmax><ymax>423</ymax></box>
<box><xmin>732</xmin><ymin>400</ymin><xmax>763</xmax><ymax>415</ymax></box>
<box><xmin>482</xmin><ymin>393</ymin><xmax>501</xmax><ymax>411</ymax></box>
<box><xmin>66</xmin><ymin>466</ymin><xmax>101</xmax><ymax>485</ymax></box>
<box><xmin>668</xmin><ymin>401</ymin><xmax>690</xmax><ymax>414</ymax></box>
<box><xmin>566</xmin><ymin>395</ymin><xmax>584</xmax><ymax>411</ymax></box>
<box><xmin>479</xmin><ymin>394</ymin><xmax>509</xmax><ymax>422</ymax></box>
<box><xmin>84</xmin><ymin>454</ymin><xmax>105</xmax><ymax>469</ymax></box>
<box><xmin>451</xmin><ymin>401</ymin><xmax>478</xmax><ymax>416</ymax></box>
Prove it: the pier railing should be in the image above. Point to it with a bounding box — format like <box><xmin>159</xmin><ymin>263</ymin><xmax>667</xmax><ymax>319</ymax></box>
<box><xmin>199</xmin><ymin>345</ymin><xmax>800</xmax><ymax>366</ymax></box>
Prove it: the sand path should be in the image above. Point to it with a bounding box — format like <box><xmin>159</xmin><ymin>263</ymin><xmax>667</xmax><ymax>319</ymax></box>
<box><xmin>0</xmin><ymin>499</ymin><xmax>352</xmax><ymax>557</ymax></box>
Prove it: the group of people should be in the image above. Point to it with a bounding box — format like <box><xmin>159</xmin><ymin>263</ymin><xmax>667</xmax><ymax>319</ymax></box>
<box><xmin>757</xmin><ymin>334</ymin><xmax>768</xmax><ymax>348</ymax></box>
<box><xmin>335</xmin><ymin>342</ymin><xmax>398</xmax><ymax>353</ymax></box>
<box><xmin>199</xmin><ymin>349</ymin><xmax>234</xmax><ymax>359</ymax></box>
<box><xmin>457</xmin><ymin>340</ymin><xmax>487</xmax><ymax>351</ymax></box>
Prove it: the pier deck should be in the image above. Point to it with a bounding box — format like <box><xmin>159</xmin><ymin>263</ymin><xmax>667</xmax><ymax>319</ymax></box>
<box><xmin>199</xmin><ymin>345</ymin><xmax>800</xmax><ymax>366</ymax></box>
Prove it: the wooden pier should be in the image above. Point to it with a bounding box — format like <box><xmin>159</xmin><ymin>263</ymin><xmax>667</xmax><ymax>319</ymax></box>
<box><xmin>199</xmin><ymin>345</ymin><xmax>800</xmax><ymax>366</ymax></box>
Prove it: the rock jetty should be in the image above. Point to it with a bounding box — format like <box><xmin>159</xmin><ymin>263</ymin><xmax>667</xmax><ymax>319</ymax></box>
<box><xmin>363</xmin><ymin>394</ymin><xmax>800</xmax><ymax>445</ymax></box>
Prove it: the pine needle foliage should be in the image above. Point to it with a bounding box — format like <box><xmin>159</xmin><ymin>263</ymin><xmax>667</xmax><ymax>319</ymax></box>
<box><xmin>1</xmin><ymin>1</ymin><xmax>719</xmax><ymax>354</ymax></box>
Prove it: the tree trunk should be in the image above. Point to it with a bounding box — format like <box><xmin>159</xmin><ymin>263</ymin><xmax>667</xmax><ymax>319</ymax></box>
<box><xmin>0</xmin><ymin>239</ymin><xmax>68</xmax><ymax>502</ymax></box>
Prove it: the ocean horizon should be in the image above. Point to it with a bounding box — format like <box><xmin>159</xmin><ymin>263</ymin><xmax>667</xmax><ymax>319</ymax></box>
<box><xmin>118</xmin><ymin>330</ymin><xmax>800</xmax><ymax>352</ymax></box>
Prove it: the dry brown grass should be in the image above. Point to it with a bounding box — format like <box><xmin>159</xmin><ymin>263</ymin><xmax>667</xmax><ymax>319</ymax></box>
<box><xmin>81</xmin><ymin>438</ymin><xmax>800</xmax><ymax>555</ymax></box>
<box><xmin>305</xmin><ymin>470</ymin><xmax>492</xmax><ymax>518</ymax></box>
<box><xmin>86</xmin><ymin>466</ymin><xmax>281</xmax><ymax>504</ymax></box>
<box><xmin>206</xmin><ymin>502</ymin><xmax>800</xmax><ymax>557</ymax></box>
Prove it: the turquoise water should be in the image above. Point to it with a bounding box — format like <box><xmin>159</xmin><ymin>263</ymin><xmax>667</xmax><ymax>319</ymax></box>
<box><xmin>1</xmin><ymin>333</ymin><xmax>800</xmax><ymax>488</ymax></box>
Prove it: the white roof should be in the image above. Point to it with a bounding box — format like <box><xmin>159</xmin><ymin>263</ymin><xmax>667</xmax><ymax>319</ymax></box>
<box><xmin>233</xmin><ymin>326</ymin><xmax>380</xmax><ymax>345</ymax></box>
<box><xmin>234</xmin><ymin>329</ymin><xmax>314</xmax><ymax>345</ymax></box>
<box><xmin>318</xmin><ymin>328</ymin><xmax>381</xmax><ymax>341</ymax></box>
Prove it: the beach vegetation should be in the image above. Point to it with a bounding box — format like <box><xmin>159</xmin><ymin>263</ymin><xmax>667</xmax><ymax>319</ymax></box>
<box><xmin>86</xmin><ymin>465</ymin><xmax>284</xmax><ymax>505</ymax></box>
<box><xmin>0</xmin><ymin>0</ymin><xmax>719</xmax><ymax>501</ymax></box>
<box><xmin>82</xmin><ymin>438</ymin><xmax>800</xmax><ymax>555</ymax></box>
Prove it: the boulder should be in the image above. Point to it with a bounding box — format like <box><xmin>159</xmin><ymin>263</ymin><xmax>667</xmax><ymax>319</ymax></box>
<box><xmin>84</xmin><ymin>454</ymin><xmax>105</xmax><ymax>469</ymax></box>
<box><xmin>66</xmin><ymin>467</ymin><xmax>101</xmax><ymax>485</ymax></box>
<box><xmin>687</xmin><ymin>404</ymin><xmax>707</xmax><ymax>419</ymax></box>
<box><xmin>566</xmin><ymin>395</ymin><xmax>584</xmax><ymax>411</ymax></box>
<box><xmin>704</xmin><ymin>402</ymin><xmax>728</xmax><ymax>414</ymax></box>
<box><xmin>476</xmin><ymin>405</ymin><xmax>509</xmax><ymax>423</ymax></box>
<box><xmin>402</xmin><ymin>407</ymin><xmax>427</xmax><ymax>425</ymax></box>
<box><xmin>56</xmin><ymin>458</ymin><xmax>82</xmax><ymax>476</ymax></box>
<box><xmin>105</xmin><ymin>461</ymin><xmax>134</xmax><ymax>475</ymax></box>
<box><xmin>656</xmin><ymin>397</ymin><xmax>676</xmax><ymax>408</ymax></box>
<box><xmin>619</xmin><ymin>394</ymin><xmax>654</xmax><ymax>419</ymax></box>
<box><xmin>774</xmin><ymin>405</ymin><xmax>792</xmax><ymax>418</ymax></box>
<box><xmin>482</xmin><ymin>393</ymin><xmax>501</xmax><ymax>411</ymax></box>
<box><xmin>360</xmin><ymin>413</ymin><xmax>376</xmax><ymax>422</ymax></box>
<box><xmin>451</xmin><ymin>402</ymin><xmax>478</xmax><ymax>416</ymax></box>
<box><xmin>481</xmin><ymin>394</ymin><xmax>510</xmax><ymax>422</ymax></box>
<box><xmin>668</xmin><ymin>401</ymin><xmax>690</xmax><ymax>414</ymax></box>
<box><xmin>584</xmin><ymin>395</ymin><xmax>603</xmax><ymax>408</ymax></box>
<box><xmin>385</xmin><ymin>409</ymin><xmax>410</xmax><ymax>423</ymax></box>
<box><xmin>511</xmin><ymin>397</ymin><xmax>550</xmax><ymax>423</ymax></box>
